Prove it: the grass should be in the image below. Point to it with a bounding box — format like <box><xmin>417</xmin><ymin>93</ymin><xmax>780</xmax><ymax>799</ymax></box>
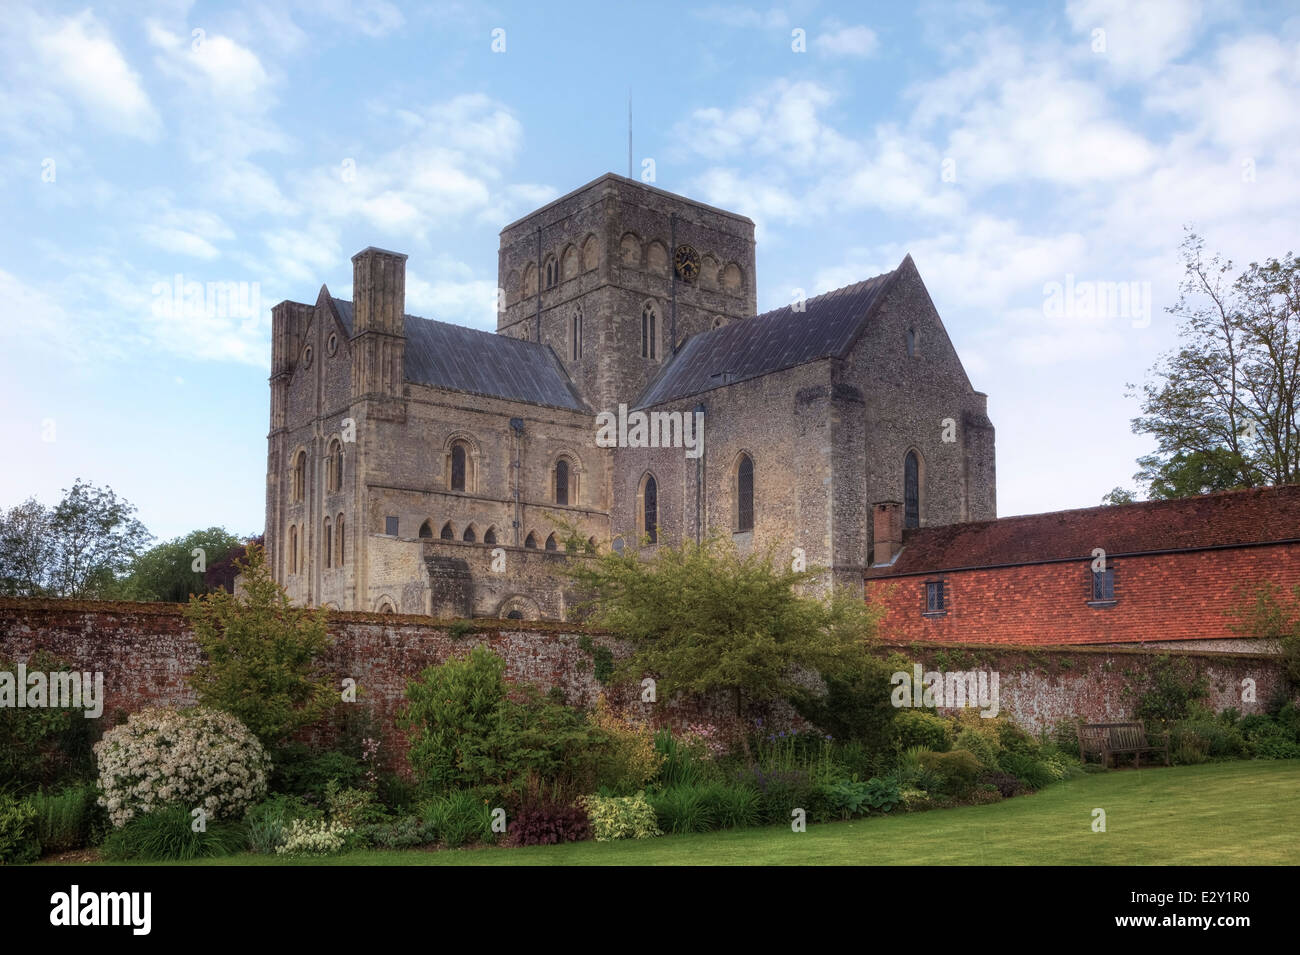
<box><xmin>53</xmin><ymin>760</ymin><xmax>1300</xmax><ymax>866</ymax></box>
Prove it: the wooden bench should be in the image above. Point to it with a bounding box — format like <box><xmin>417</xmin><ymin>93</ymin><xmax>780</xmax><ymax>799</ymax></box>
<box><xmin>1077</xmin><ymin>721</ymin><xmax>1170</xmax><ymax>768</ymax></box>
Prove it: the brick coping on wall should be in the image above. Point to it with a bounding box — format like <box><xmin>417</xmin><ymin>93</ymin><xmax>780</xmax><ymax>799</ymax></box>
<box><xmin>878</xmin><ymin>639</ymin><xmax>1281</xmax><ymax>661</ymax></box>
<box><xmin>0</xmin><ymin>596</ymin><xmax>605</xmax><ymax>634</ymax></box>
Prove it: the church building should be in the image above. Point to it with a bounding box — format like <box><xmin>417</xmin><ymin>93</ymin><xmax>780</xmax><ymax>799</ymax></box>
<box><xmin>265</xmin><ymin>173</ymin><xmax>996</xmax><ymax>619</ymax></box>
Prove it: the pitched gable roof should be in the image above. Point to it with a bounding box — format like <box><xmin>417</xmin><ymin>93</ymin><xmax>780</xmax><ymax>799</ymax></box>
<box><xmin>330</xmin><ymin>297</ymin><xmax>587</xmax><ymax>412</ymax></box>
<box><xmin>866</xmin><ymin>484</ymin><xmax>1300</xmax><ymax>577</ymax></box>
<box><xmin>634</xmin><ymin>263</ymin><xmax>902</xmax><ymax>409</ymax></box>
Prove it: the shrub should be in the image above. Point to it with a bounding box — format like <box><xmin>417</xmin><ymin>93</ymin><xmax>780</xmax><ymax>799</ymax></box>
<box><xmin>741</xmin><ymin>767</ymin><xmax>815</xmax><ymax>826</ymax></box>
<box><xmin>505</xmin><ymin>804</ymin><xmax>591</xmax><ymax>846</ymax></box>
<box><xmin>587</xmin><ymin>695</ymin><xmax>664</xmax><ymax>794</ymax></box>
<box><xmin>243</xmin><ymin>795</ymin><xmax>320</xmax><ymax>855</ymax></box>
<box><xmin>29</xmin><ymin>785</ymin><xmax>102</xmax><ymax>854</ymax></box>
<box><xmin>580</xmin><ymin>792</ymin><xmax>661</xmax><ymax>841</ymax></box>
<box><xmin>268</xmin><ymin>744</ymin><xmax>364</xmax><ymax>804</ymax></box>
<box><xmin>100</xmin><ymin>804</ymin><xmax>243</xmax><ymax>861</ymax></box>
<box><xmin>1136</xmin><ymin>655</ymin><xmax>1209</xmax><ymax>727</ymax></box>
<box><xmin>918</xmin><ymin>749</ymin><xmax>985</xmax><ymax>796</ymax></box>
<box><xmin>1173</xmin><ymin>732</ymin><xmax>1210</xmax><ymax>765</ymax></box>
<box><xmin>324</xmin><ymin>780</ymin><xmax>388</xmax><ymax>828</ymax></box>
<box><xmin>994</xmin><ymin>720</ymin><xmax>1039</xmax><ymax>758</ymax></box>
<box><xmin>0</xmin><ymin>650</ymin><xmax>101</xmax><ymax>794</ymax></box>
<box><xmin>1252</xmin><ymin>734</ymin><xmax>1300</xmax><ymax>759</ymax></box>
<box><xmin>998</xmin><ymin>752</ymin><xmax>1056</xmax><ymax>790</ymax></box>
<box><xmin>788</xmin><ymin>654</ymin><xmax>906</xmax><ymax>752</ymax></box>
<box><xmin>1170</xmin><ymin>719</ymin><xmax>1246</xmax><ymax>760</ymax></box>
<box><xmin>892</xmin><ymin>710</ymin><xmax>952</xmax><ymax>752</ymax></box>
<box><xmin>861</xmin><ymin>777</ymin><xmax>901</xmax><ymax>812</ymax></box>
<box><xmin>275</xmin><ymin>818</ymin><xmax>351</xmax><ymax>856</ymax></box>
<box><xmin>420</xmin><ymin>790</ymin><xmax>495</xmax><ymax>848</ymax></box>
<box><xmin>816</xmin><ymin>779</ymin><xmax>872</xmax><ymax>819</ymax></box>
<box><xmin>358</xmin><ymin>815</ymin><xmax>429</xmax><ymax>850</ymax></box>
<box><xmin>953</xmin><ymin>729</ymin><xmax>1001</xmax><ymax>770</ymax></box>
<box><xmin>702</xmin><ymin>782</ymin><xmax>761</xmax><ymax>829</ymax></box>
<box><xmin>402</xmin><ymin>646</ymin><xmax>602</xmax><ymax>803</ymax></box>
<box><xmin>95</xmin><ymin>706</ymin><xmax>270</xmax><ymax>827</ymax></box>
<box><xmin>0</xmin><ymin>793</ymin><xmax>40</xmax><ymax>864</ymax></box>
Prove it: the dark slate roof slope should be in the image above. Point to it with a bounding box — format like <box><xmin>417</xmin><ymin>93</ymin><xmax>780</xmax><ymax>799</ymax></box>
<box><xmin>635</xmin><ymin>264</ymin><xmax>901</xmax><ymax>409</ymax></box>
<box><xmin>330</xmin><ymin>297</ymin><xmax>586</xmax><ymax>412</ymax></box>
<box><xmin>866</xmin><ymin>485</ymin><xmax>1300</xmax><ymax>577</ymax></box>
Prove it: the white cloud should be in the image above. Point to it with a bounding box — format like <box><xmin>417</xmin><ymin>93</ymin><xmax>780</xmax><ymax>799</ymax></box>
<box><xmin>818</xmin><ymin>24</ymin><xmax>878</xmax><ymax>58</ymax></box>
<box><xmin>1066</xmin><ymin>0</ymin><xmax>1203</xmax><ymax>80</ymax></box>
<box><xmin>30</xmin><ymin>10</ymin><xmax>161</xmax><ymax>140</ymax></box>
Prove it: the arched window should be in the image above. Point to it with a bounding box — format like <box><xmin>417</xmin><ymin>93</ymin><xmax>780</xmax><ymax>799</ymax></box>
<box><xmin>642</xmin><ymin>306</ymin><xmax>660</xmax><ymax>361</ymax></box>
<box><xmin>506</xmin><ymin>610</ymin><xmax>524</xmax><ymax>620</ymax></box>
<box><xmin>484</xmin><ymin>526</ymin><xmax>498</xmax><ymax>545</ymax></box>
<box><xmin>463</xmin><ymin>525</ymin><xmax>477</xmax><ymax>543</ymax></box>
<box><xmin>641</xmin><ymin>303</ymin><xmax>658</xmax><ymax>359</ymax></box>
<box><xmin>572</xmin><ymin>308</ymin><xmax>582</xmax><ymax>360</ymax></box>
<box><xmin>450</xmin><ymin>442</ymin><xmax>468</xmax><ymax>492</ymax></box>
<box><xmin>291</xmin><ymin>451</ymin><xmax>306</xmax><ymax>503</ymax></box>
<box><xmin>906</xmin><ymin>327</ymin><xmax>917</xmax><ymax>357</ymax></box>
<box><xmin>525</xmin><ymin>532</ymin><xmax>537</xmax><ymax>549</ymax></box>
<box><xmin>545</xmin><ymin>533</ymin><xmax>558</xmax><ymax>552</ymax></box>
<box><xmin>440</xmin><ymin>521</ymin><xmax>455</xmax><ymax>541</ymax></box>
<box><xmin>326</xmin><ymin>440</ymin><xmax>343</xmax><ymax>493</ymax></box>
<box><xmin>337</xmin><ymin>514</ymin><xmax>345</xmax><ymax>566</ymax></box>
<box><xmin>905</xmin><ymin>451</ymin><xmax>920</xmax><ymax>529</ymax></box>
<box><xmin>289</xmin><ymin>525</ymin><xmax>298</xmax><ymax>574</ymax></box>
<box><xmin>640</xmin><ymin>474</ymin><xmax>658</xmax><ymax>544</ymax></box>
<box><xmin>555</xmin><ymin>458</ymin><xmax>570</xmax><ymax>506</ymax></box>
<box><xmin>419</xmin><ymin>520</ymin><xmax>433</xmax><ymax>539</ymax></box>
<box><xmin>736</xmin><ymin>454</ymin><xmax>754</xmax><ymax>532</ymax></box>
<box><xmin>324</xmin><ymin>518</ymin><xmax>332</xmax><ymax>568</ymax></box>
<box><xmin>544</xmin><ymin>256</ymin><xmax>558</xmax><ymax>289</ymax></box>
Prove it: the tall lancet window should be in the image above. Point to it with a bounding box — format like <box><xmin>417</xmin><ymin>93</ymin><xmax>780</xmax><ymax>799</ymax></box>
<box><xmin>904</xmin><ymin>451</ymin><xmax>920</xmax><ymax>529</ymax></box>
<box><xmin>736</xmin><ymin>454</ymin><xmax>754</xmax><ymax>532</ymax></box>
<box><xmin>642</xmin><ymin>303</ymin><xmax>657</xmax><ymax>359</ymax></box>
<box><xmin>572</xmin><ymin>308</ymin><xmax>583</xmax><ymax>360</ymax></box>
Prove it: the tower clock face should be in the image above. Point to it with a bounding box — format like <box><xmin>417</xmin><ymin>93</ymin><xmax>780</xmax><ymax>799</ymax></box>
<box><xmin>674</xmin><ymin>244</ymin><xmax>700</xmax><ymax>282</ymax></box>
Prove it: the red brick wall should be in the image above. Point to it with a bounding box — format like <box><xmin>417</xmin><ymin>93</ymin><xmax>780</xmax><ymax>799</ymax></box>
<box><xmin>866</xmin><ymin>544</ymin><xmax>1300</xmax><ymax>647</ymax></box>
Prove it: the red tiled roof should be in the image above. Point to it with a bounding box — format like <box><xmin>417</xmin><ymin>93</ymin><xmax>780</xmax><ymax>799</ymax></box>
<box><xmin>867</xmin><ymin>484</ymin><xmax>1300</xmax><ymax>577</ymax></box>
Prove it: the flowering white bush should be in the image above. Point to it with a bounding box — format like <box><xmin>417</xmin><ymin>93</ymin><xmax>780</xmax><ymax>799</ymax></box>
<box><xmin>276</xmin><ymin>818</ymin><xmax>352</xmax><ymax>856</ymax></box>
<box><xmin>95</xmin><ymin>706</ymin><xmax>271</xmax><ymax>827</ymax></box>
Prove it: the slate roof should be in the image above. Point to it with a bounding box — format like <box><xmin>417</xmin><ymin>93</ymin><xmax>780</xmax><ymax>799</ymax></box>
<box><xmin>329</xmin><ymin>298</ymin><xmax>586</xmax><ymax>412</ymax></box>
<box><xmin>866</xmin><ymin>485</ymin><xmax>1300</xmax><ymax>577</ymax></box>
<box><xmin>635</xmin><ymin>263</ymin><xmax>901</xmax><ymax>409</ymax></box>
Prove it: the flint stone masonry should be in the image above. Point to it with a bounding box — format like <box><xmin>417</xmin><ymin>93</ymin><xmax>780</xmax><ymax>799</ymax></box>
<box><xmin>3</xmin><ymin>599</ymin><xmax>1292</xmax><ymax>768</ymax></box>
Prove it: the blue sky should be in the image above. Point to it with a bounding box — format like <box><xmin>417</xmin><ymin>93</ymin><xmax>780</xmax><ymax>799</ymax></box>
<box><xmin>2</xmin><ymin>0</ymin><xmax>1298</xmax><ymax>543</ymax></box>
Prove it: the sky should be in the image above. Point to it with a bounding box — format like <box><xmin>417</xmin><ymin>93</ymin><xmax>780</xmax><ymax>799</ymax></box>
<box><xmin>1</xmin><ymin>0</ymin><xmax>1298</xmax><ymax>544</ymax></box>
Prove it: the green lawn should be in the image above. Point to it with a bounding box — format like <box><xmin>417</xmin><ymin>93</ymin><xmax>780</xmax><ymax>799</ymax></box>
<box><xmin>69</xmin><ymin>760</ymin><xmax>1300</xmax><ymax>866</ymax></box>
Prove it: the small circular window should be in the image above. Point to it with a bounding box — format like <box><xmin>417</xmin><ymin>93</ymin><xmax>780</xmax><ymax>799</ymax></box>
<box><xmin>303</xmin><ymin>346</ymin><xmax>313</xmax><ymax>368</ymax></box>
<box><xmin>327</xmin><ymin>333</ymin><xmax>338</xmax><ymax>356</ymax></box>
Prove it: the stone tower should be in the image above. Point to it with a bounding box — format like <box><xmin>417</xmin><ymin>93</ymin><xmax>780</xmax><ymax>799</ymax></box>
<box><xmin>496</xmin><ymin>173</ymin><xmax>757</xmax><ymax>414</ymax></box>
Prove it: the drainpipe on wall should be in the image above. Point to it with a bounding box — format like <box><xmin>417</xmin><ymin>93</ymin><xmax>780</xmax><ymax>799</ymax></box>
<box><xmin>695</xmin><ymin>401</ymin><xmax>706</xmax><ymax>544</ymax></box>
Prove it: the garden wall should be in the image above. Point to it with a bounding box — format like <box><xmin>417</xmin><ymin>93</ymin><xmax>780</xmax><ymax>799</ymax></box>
<box><xmin>0</xmin><ymin>599</ymin><xmax>1291</xmax><ymax>768</ymax></box>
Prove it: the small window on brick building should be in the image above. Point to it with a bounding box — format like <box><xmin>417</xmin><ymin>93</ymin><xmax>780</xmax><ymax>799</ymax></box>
<box><xmin>924</xmin><ymin>580</ymin><xmax>946</xmax><ymax>615</ymax></box>
<box><xmin>484</xmin><ymin>526</ymin><xmax>498</xmax><ymax>545</ymax></box>
<box><xmin>1090</xmin><ymin>567</ymin><xmax>1117</xmax><ymax>605</ymax></box>
<box><xmin>440</xmin><ymin>521</ymin><xmax>455</xmax><ymax>541</ymax></box>
<box><xmin>525</xmin><ymin>532</ymin><xmax>538</xmax><ymax>549</ymax></box>
<box><xmin>385</xmin><ymin>516</ymin><xmax>399</xmax><ymax>536</ymax></box>
<box><xmin>418</xmin><ymin>520</ymin><xmax>432</xmax><ymax>539</ymax></box>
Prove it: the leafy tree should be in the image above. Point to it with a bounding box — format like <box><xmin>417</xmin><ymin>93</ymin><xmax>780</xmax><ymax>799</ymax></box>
<box><xmin>46</xmin><ymin>479</ymin><xmax>152</xmax><ymax>598</ymax></box>
<box><xmin>1135</xmin><ymin>655</ymin><xmax>1209</xmax><ymax>728</ymax></box>
<box><xmin>0</xmin><ymin>498</ymin><xmax>53</xmax><ymax>596</ymax></box>
<box><xmin>183</xmin><ymin>543</ymin><xmax>334</xmax><ymax>747</ymax></box>
<box><xmin>204</xmin><ymin>535</ymin><xmax>263</xmax><ymax>594</ymax></box>
<box><xmin>1100</xmin><ymin>487</ymin><xmax>1136</xmax><ymax>506</ymax></box>
<box><xmin>788</xmin><ymin>652</ymin><xmax>911</xmax><ymax>753</ymax></box>
<box><xmin>123</xmin><ymin>527</ymin><xmax>242</xmax><ymax>602</ymax></box>
<box><xmin>563</xmin><ymin>536</ymin><xmax>881</xmax><ymax>759</ymax></box>
<box><xmin>1129</xmin><ymin>231</ymin><xmax>1300</xmax><ymax>498</ymax></box>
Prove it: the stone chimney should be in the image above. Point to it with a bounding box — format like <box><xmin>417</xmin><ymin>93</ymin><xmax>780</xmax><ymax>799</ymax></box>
<box><xmin>350</xmin><ymin>247</ymin><xmax>407</xmax><ymax>400</ymax></box>
<box><xmin>873</xmin><ymin>501</ymin><xmax>903</xmax><ymax>565</ymax></box>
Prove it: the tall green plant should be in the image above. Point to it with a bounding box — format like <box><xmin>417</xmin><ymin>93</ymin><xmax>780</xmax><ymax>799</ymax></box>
<box><xmin>183</xmin><ymin>543</ymin><xmax>334</xmax><ymax>747</ymax></box>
